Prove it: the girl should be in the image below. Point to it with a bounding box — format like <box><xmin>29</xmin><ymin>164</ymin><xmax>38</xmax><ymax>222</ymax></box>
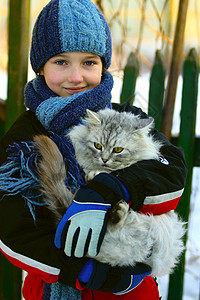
<box><xmin>0</xmin><ymin>0</ymin><xmax>187</xmax><ymax>299</ymax></box>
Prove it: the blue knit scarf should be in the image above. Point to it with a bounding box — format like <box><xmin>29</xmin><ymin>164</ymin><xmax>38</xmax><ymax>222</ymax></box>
<box><xmin>25</xmin><ymin>72</ymin><xmax>113</xmax><ymax>134</ymax></box>
<box><xmin>0</xmin><ymin>72</ymin><xmax>113</xmax><ymax>300</ymax></box>
<box><xmin>0</xmin><ymin>72</ymin><xmax>113</xmax><ymax>208</ymax></box>
<box><xmin>26</xmin><ymin>71</ymin><xmax>113</xmax><ymax>191</ymax></box>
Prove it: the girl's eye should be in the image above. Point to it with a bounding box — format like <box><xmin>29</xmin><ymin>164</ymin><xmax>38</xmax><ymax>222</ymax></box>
<box><xmin>56</xmin><ymin>60</ymin><xmax>66</xmax><ymax>65</ymax></box>
<box><xmin>113</xmin><ymin>147</ymin><xmax>124</xmax><ymax>153</ymax></box>
<box><xmin>94</xmin><ymin>142</ymin><xmax>102</xmax><ymax>150</ymax></box>
<box><xmin>84</xmin><ymin>61</ymin><xmax>95</xmax><ymax>66</ymax></box>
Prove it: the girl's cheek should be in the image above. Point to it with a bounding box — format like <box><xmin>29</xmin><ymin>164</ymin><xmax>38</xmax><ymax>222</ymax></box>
<box><xmin>49</xmin><ymin>73</ymin><xmax>63</xmax><ymax>85</ymax></box>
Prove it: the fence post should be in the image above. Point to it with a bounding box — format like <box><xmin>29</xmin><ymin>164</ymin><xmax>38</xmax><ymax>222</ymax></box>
<box><xmin>5</xmin><ymin>0</ymin><xmax>30</xmax><ymax>132</ymax></box>
<box><xmin>161</xmin><ymin>0</ymin><xmax>189</xmax><ymax>140</ymax></box>
<box><xmin>120</xmin><ymin>52</ymin><xmax>139</xmax><ymax>105</ymax></box>
<box><xmin>148</xmin><ymin>50</ymin><xmax>166</xmax><ymax>131</ymax></box>
<box><xmin>167</xmin><ymin>48</ymin><xmax>199</xmax><ymax>299</ymax></box>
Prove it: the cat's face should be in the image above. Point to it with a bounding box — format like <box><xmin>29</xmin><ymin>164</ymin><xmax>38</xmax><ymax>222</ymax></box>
<box><xmin>85</xmin><ymin>126</ymin><xmax>139</xmax><ymax>171</ymax></box>
<box><xmin>68</xmin><ymin>108</ymin><xmax>155</xmax><ymax>172</ymax></box>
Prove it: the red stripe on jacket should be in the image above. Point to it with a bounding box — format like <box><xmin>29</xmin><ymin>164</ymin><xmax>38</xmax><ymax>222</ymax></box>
<box><xmin>0</xmin><ymin>241</ymin><xmax>59</xmax><ymax>283</ymax></box>
<box><xmin>139</xmin><ymin>196</ymin><xmax>180</xmax><ymax>215</ymax></box>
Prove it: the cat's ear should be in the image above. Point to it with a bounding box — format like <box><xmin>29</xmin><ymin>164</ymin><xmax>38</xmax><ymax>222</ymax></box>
<box><xmin>134</xmin><ymin>117</ymin><xmax>154</xmax><ymax>132</ymax></box>
<box><xmin>85</xmin><ymin>109</ymin><xmax>101</xmax><ymax>126</ymax></box>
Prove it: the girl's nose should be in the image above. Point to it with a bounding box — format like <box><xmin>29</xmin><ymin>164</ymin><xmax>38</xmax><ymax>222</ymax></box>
<box><xmin>67</xmin><ymin>66</ymin><xmax>83</xmax><ymax>84</ymax></box>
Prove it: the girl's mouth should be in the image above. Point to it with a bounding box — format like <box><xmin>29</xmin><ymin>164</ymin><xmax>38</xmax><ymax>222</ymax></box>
<box><xmin>64</xmin><ymin>87</ymin><xmax>86</xmax><ymax>94</ymax></box>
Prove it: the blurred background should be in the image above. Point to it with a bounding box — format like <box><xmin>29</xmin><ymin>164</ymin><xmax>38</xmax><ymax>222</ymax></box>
<box><xmin>0</xmin><ymin>0</ymin><xmax>199</xmax><ymax>72</ymax></box>
<box><xmin>0</xmin><ymin>0</ymin><xmax>199</xmax><ymax>113</ymax></box>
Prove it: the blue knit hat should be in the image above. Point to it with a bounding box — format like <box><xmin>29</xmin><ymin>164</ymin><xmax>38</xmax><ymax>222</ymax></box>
<box><xmin>30</xmin><ymin>0</ymin><xmax>112</xmax><ymax>73</ymax></box>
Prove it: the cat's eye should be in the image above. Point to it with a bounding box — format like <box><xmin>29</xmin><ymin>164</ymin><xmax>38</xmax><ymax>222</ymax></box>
<box><xmin>113</xmin><ymin>147</ymin><xmax>124</xmax><ymax>153</ymax></box>
<box><xmin>94</xmin><ymin>142</ymin><xmax>102</xmax><ymax>150</ymax></box>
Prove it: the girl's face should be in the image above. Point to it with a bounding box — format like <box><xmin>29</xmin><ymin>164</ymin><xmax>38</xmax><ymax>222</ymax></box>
<box><xmin>40</xmin><ymin>52</ymin><xmax>103</xmax><ymax>97</ymax></box>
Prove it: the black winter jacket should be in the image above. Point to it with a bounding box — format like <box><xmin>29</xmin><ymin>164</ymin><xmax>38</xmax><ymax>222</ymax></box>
<box><xmin>0</xmin><ymin>103</ymin><xmax>187</xmax><ymax>287</ymax></box>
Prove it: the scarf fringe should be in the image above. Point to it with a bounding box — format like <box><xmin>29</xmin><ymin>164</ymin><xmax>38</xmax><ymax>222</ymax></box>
<box><xmin>0</xmin><ymin>141</ymin><xmax>39</xmax><ymax>194</ymax></box>
<box><xmin>0</xmin><ymin>136</ymin><xmax>85</xmax><ymax>220</ymax></box>
<box><xmin>0</xmin><ymin>141</ymin><xmax>44</xmax><ymax>220</ymax></box>
<box><xmin>43</xmin><ymin>282</ymin><xmax>81</xmax><ymax>300</ymax></box>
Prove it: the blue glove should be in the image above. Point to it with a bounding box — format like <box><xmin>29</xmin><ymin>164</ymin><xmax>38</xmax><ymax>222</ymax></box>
<box><xmin>78</xmin><ymin>259</ymin><xmax>152</xmax><ymax>294</ymax></box>
<box><xmin>54</xmin><ymin>173</ymin><xmax>128</xmax><ymax>258</ymax></box>
<box><xmin>54</xmin><ymin>190</ymin><xmax>110</xmax><ymax>257</ymax></box>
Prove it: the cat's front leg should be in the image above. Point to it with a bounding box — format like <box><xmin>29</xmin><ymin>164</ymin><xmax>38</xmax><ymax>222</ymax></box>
<box><xmin>85</xmin><ymin>170</ymin><xmax>104</xmax><ymax>182</ymax></box>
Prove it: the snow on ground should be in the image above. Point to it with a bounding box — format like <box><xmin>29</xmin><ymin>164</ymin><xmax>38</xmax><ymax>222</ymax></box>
<box><xmin>0</xmin><ymin>71</ymin><xmax>200</xmax><ymax>299</ymax></box>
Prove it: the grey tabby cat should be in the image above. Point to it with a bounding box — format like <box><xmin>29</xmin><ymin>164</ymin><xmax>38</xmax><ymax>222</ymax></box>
<box><xmin>34</xmin><ymin>108</ymin><xmax>185</xmax><ymax>276</ymax></box>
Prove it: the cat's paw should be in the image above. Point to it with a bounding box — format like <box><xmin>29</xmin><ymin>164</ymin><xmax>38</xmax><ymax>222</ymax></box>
<box><xmin>109</xmin><ymin>200</ymin><xmax>129</xmax><ymax>226</ymax></box>
<box><xmin>85</xmin><ymin>170</ymin><xmax>101</xmax><ymax>182</ymax></box>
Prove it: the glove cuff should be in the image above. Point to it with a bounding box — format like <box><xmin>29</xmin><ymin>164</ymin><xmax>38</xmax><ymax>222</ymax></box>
<box><xmin>77</xmin><ymin>259</ymin><xmax>151</xmax><ymax>293</ymax></box>
<box><xmin>85</xmin><ymin>173</ymin><xmax>129</xmax><ymax>207</ymax></box>
<box><xmin>78</xmin><ymin>259</ymin><xmax>94</xmax><ymax>284</ymax></box>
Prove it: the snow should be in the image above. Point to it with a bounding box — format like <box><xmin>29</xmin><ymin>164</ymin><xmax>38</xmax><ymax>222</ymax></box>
<box><xmin>0</xmin><ymin>70</ymin><xmax>200</xmax><ymax>299</ymax></box>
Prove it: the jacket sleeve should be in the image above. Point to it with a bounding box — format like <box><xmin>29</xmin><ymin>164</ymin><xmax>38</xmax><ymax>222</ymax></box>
<box><xmin>0</xmin><ymin>193</ymin><xmax>88</xmax><ymax>286</ymax></box>
<box><xmin>0</xmin><ymin>112</ymin><xmax>88</xmax><ymax>287</ymax></box>
<box><xmin>112</xmin><ymin>102</ymin><xmax>187</xmax><ymax>214</ymax></box>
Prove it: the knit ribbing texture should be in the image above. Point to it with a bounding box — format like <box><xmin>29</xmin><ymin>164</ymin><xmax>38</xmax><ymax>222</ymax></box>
<box><xmin>30</xmin><ymin>0</ymin><xmax>112</xmax><ymax>73</ymax></box>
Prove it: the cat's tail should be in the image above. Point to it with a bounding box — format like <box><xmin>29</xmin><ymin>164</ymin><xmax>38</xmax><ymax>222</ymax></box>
<box><xmin>33</xmin><ymin>135</ymin><xmax>73</xmax><ymax>223</ymax></box>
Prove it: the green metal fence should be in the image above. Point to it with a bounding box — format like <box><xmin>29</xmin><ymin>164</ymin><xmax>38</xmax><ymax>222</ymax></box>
<box><xmin>120</xmin><ymin>49</ymin><xmax>199</xmax><ymax>300</ymax></box>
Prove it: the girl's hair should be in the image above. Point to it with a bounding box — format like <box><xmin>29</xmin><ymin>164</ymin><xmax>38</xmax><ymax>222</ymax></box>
<box><xmin>30</xmin><ymin>0</ymin><xmax>112</xmax><ymax>74</ymax></box>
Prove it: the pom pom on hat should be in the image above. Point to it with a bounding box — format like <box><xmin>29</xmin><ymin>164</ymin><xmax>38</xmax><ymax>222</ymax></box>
<box><xmin>30</xmin><ymin>0</ymin><xmax>112</xmax><ymax>73</ymax></box>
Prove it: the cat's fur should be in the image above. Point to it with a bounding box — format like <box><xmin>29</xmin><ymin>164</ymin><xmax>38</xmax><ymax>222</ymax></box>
<box><xmin>34</xmin><ymin>108</ymin><xmax>185</xmax><ymax>276</ymax></box>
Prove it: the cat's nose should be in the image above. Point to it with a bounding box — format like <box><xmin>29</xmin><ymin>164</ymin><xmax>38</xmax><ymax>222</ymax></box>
<box><xmin>102</xmin><ymin>158</ymin><xmax>108</xmax><ymax>163</ymax></box>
